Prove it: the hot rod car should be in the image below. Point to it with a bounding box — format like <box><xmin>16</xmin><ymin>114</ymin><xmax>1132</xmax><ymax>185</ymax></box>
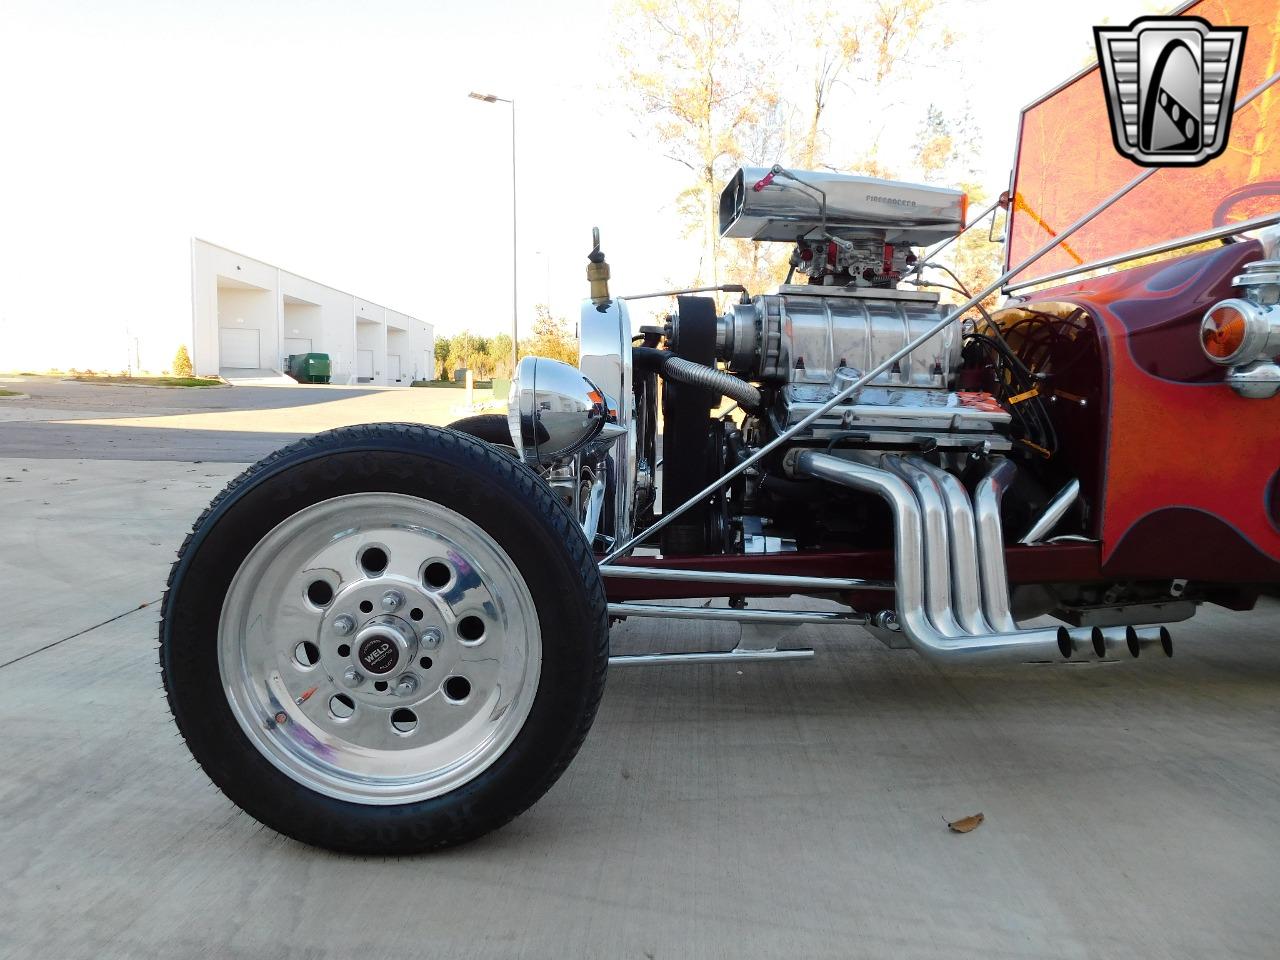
<box><xmin>159</xmin><ymin>11</ymin><xmax>1280</xmax><ymax>853</ymax></box>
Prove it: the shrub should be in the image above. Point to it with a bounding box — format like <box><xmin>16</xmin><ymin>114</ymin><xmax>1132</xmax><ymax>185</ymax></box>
<box><xmin>173</xmin><ymin>345</ymin><xmax>194</xmax><ymax>378</ymax></box>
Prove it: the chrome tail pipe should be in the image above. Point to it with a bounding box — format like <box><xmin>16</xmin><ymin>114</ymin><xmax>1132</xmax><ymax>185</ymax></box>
<box><xmin>1061</xmin><ymin>627</ymin><xmax>1098</xmax><ymax>659</ymax></box>
<box><xmin>1090</xmin><ymin>625</ymin><xmax>1174</xmax><ymax>659</ymax></box>
<box><xmin>1128</xmin><ymin>625</ymin><xmax>1173</xmax><ymax>657</ymax></box>
<box><xmin>790</xmin><ymin>450</ymin><xmax>1069</xmax><ymax>663</ymax></box>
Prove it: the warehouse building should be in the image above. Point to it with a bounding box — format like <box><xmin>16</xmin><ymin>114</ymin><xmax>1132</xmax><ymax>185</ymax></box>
<box><xmin>191</xmin><ymin>239</ymin><xmax>433</xmax><ymax>386</ymax></box>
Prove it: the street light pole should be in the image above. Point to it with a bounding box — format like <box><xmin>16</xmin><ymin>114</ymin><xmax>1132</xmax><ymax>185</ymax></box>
<box><xmin>468</xmin><ymin>91</ymin><xmax>519</xmax><ymax>373</ymax></box>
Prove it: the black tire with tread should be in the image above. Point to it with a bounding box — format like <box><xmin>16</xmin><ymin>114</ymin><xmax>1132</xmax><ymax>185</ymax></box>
<box><xmin>159</xmin><ymin>422</ymin><xmax>608</xmax><ymax>854</ymax></box>
<box><xmin>445</xmin><ymin>414</ymin><xmax>513</xmax><ymax>448</ymax></box>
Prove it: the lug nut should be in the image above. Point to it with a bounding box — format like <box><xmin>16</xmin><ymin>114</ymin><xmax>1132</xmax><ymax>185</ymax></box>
<box><xmin>333</xmin><ymin>615</ymin><xmax>355</xmax><ymax>636</ymax></box>
<box><xmin>395</xmin><ymin>674</ymin><xmax>419</xmax><ymax>697</ymax></box>
<box><xmin>343</xmin><ymin>668</ymin><xmax>364</xmax><ymax>687</ymax></box>
<box><xmin>381</xmin><ymin>590</ymin><xmax>404</xmax><ymax>613</ymax></box>
<box><xmin>421</xmin><ymin>627</ymin><xmax>443</xmax><ymax>648</ymax></box>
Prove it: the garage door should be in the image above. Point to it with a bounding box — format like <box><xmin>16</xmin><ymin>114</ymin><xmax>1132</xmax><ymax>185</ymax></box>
<box><xmin>220</xmin><ymin>328</ymin><xmax>260</xmax><ymax>368</ymax></box>
<box><xmin>357</xmin><ymin>349</ymin><xmax>374</xmax><ymax>381</ymax></box>
<box><xmin>387</xmin><ymin>354</ymin><xmax>401</xmax><ymax>382</ymax></box>
<box><xmin>284</xmin><ymin>337</ymin><xmax>312</xmax><ymax>358</ymax></box>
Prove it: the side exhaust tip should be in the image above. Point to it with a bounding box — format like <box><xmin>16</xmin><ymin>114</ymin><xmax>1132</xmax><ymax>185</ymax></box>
<box><xmin>1091</xmin><ymin>625</ymin><xmax>1132</xmax><ymax>659</ymax></box>
<box><xmin>1058</xmin><ymin>626</ymin><xmax>1097</xmax><ymax>659</ymax></box>
<box><xmin>1126</xmin><ymin>625</ymin><xmax>1173</xmax><ymax>658</ymax></box>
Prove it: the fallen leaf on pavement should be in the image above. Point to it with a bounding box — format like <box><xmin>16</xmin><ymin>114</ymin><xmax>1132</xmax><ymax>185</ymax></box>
<box><xmin>948</xmin><ymin>813</ymin><xmax>984</xmax><ymax>833</ymax></box>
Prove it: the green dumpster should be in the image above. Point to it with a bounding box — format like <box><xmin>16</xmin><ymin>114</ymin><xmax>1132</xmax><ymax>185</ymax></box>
<box><xmin>286</xmin><ymin>353</ymin><xmax>331</xmax><ymax>384</ymax></box>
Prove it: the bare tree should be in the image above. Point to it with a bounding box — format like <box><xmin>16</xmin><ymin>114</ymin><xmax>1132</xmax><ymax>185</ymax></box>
<box><xmin>617</xmin><ymin>0</ymin><xmax>960</xmax><ymax>292</ymax></box>
<box><xmin>913</xmin><ymin>104</ymin><xmax>1000</xmax><ymax>307</ymax></box>
<box><xmin>795</xmin><ymin>1</ymin><xmax>952</xmax><ymax>176</ymax></box>
<box><xmin>617</xmin><ymin>0</ymin><xmax>781</xmax><ymax>286</ymax></box>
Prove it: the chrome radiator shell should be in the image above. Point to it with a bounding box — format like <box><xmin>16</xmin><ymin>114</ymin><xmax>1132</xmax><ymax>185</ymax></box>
<box><xmin>578</xmin><ymin>297</ymin><xmax>634</xmax><ymax>545</ymax></box>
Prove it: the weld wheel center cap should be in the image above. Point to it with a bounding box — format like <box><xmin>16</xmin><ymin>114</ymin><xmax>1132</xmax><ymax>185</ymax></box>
<box><xmin>353</xmin><ymin>616</ymin><xmax>416</xmax><ymax>676</ymax></box>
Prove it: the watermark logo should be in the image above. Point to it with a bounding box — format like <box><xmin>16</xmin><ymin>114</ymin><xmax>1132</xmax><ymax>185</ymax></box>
<box><xmin>1094</xmin><ymin>16</ymin><xmax>1246</xmax><ymax>167</ymax></box>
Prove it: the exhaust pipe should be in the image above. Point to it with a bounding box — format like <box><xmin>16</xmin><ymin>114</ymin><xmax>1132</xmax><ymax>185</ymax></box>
<box><xmin>1091</xmin><ymin>626</ymin><xmax>1131</xmax><ymax>659</ymax></box>
<box><xmin>1061</xmin><ymin>626</ymin><xmax>1098</xmax><ymax>659</ymax></box>
<box><xmin>972</xmin><ymin>459</ymin><xmax>1020</xmax><ymax>632</ymax></box>
<box><xmin>791</xmin><ymin>450</ymin><xmax>1067</xmax><ymax>664</ymax></box>
<box><xmin>905</xmin><ymin>456</ymin><xmax>993</xmax><ymax>635</ymax></box>
<box><xmin>1090</xmin><ymin>625</ymin><xmax>1174</xmax><ymax>659</ymax></box>
<box><xmin>883</xmin><ymin>457</ymin><xmax>965</xmax><ymax>637</ymax></box>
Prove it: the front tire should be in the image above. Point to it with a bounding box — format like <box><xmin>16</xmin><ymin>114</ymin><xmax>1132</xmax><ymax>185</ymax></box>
<box><xmin>160</xmin><ymin>423</ymin><xmax>608</xmax><ymax>853</ymax></box>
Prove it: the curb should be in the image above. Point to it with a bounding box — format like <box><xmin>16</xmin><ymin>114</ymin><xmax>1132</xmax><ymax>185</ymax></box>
<box><xmin>62</xmin><ymin>378</ymin><xmax>232</xmax><ymax>389</ymax></box>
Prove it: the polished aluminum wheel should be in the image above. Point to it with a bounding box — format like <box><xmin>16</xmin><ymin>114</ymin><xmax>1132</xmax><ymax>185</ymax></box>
<box><xmin>218</xmin><ymin>492</ymin><xmax>542</xmax><ymax>805</ymax></box>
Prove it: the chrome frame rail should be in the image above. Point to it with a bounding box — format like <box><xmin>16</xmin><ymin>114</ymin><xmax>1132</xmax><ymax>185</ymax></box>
<box><xmin>607</xmin><ymin>603</ymin><xmax>867</xmax><ymax>625</ymax></box>
<box><xmin>610</xmin><ymin>649</ymin><xmax>814</xmax><ymax>667</ymax></box>
<box><xmin>606</xmin><ymin>601</ymin><xmax>858</xmax><ymax>667</ymax></box>
<box><xmin>600</xmin><ymin>566</ymin><xmax>892</xmax><ymax>592</ymax></box>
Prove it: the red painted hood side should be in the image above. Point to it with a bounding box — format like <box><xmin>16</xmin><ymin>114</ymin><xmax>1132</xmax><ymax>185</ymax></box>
<box><xmin>1026</xmin><ymin>241</ymin><xmax>1280</xmax><ymax>581</ymax></box>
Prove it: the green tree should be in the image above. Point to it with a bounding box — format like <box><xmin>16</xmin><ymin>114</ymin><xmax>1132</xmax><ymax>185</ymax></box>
<box><xmin>172</xmin><ymin>344</ymin><xmax>193</xmax><ymax>378</ymax></box>
<box><xmin>446</xmin><ymin>332</ymin><xmax>486</xmax><ymax>378</ymax></box>
<box><xmin>522</xmin><ymin>305</ymin><xmax>579</xmax><ymax>365</ymax></box>
<box><xmin>433</xmin><ymin>335</ymin><xmax>452</xmax><ymax>380</ymax></box>
<box><xmin>487</xmin><ymin>333</ymin><xmax>515</xmax><ymax>379</ymax></box>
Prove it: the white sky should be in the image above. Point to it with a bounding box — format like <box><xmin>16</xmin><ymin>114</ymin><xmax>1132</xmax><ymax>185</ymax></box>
<box><xmin>0</xmin><ymin>0</ymin><xmax>1154</xmax><ymax>370</ymax></box>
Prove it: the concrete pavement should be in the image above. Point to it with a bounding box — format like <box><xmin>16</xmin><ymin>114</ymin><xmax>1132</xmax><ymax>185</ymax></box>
<box><xmin>1</xmin><ymin>383</ymin><xmax>1279</xmax><ymax>959</ymax></box>
<box><xmin>0</xmin><ymin>458</ymin><xmax>244</xmax><ymax>663</ymax></box>
<box><xmin>0</xmin><ymin>375</ymin><xmax>501</xmax><ymax>460</ymax></box>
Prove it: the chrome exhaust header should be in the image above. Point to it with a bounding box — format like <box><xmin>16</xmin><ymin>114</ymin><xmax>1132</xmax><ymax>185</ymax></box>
<box><xmin>907</xmin><ymin>456</ymin><xmax>993</xmax><ymax>636</ymax></box>
<box><xmin>790</xmin><ymin>450</ymin><xmax>1068</xmax><ymax>664</ymax></box>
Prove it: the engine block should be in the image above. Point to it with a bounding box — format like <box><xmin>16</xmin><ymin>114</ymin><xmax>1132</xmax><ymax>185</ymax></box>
<box><xmin>696</xmin><ymin>286</ymin><xmax>1010</xmax><ymax>451</ymax></box>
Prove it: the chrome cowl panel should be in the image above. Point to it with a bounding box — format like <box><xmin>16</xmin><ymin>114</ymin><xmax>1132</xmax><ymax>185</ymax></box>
<box><xmin>507</xmin><ymin>356</ymin><xmax>611</xmax><ymax>465</ymax></box>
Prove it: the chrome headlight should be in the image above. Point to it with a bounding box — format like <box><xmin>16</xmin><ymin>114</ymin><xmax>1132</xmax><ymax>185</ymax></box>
<box><xmin>507</xmin><ymin>356</ymin><xmax>618</xmax><ymax>465</ymax></box>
